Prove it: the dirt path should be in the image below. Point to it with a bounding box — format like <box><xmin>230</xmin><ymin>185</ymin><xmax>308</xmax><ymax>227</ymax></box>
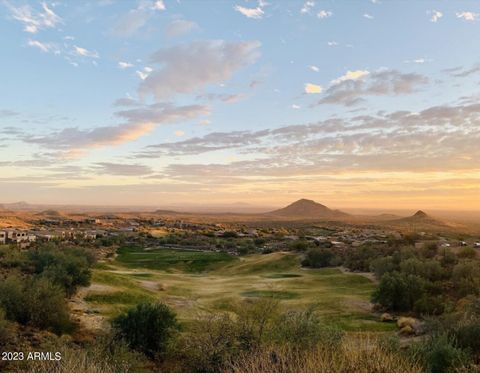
<box><xmin>69</xmin><ymin>284</ymin><xmax>111</xmax><ymax>333</ymax></box>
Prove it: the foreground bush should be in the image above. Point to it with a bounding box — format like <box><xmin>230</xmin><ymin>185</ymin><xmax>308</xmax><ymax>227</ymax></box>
<box><xmin>409</xmin><ymin>334</ymin><xmax>471</xmax><ymax>373</ymax></box>
<box><xmin>113</xmin><ymin>302</ymin><xmax>179</xmax><ymax>359</ymax></box>
<box><xmin>177</xmin><ymin>300</ymin><xmax>345</xmax><ymax>373</ymax></box>
<box><xmin>178</xmin><ymin>299</ymin><xmax>280</xmax><ymax>372</ymax></box>
<box><xmin>272</xmin><ymin>308</ymin><xmax>343</xmax><ymax>349</ymax></box>
<box><xmin>0</xmin><ymin>276</ymin><xmax>72</xmax><ymax>334</ymax></box>
<box><xmin>28</xmin><ymin>245</ymin><xmax>93</xmax><ymax>297</ymax></box>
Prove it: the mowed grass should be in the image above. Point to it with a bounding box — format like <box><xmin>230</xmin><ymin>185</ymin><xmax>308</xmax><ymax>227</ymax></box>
<box><xmin>116</xmin><ymin>246</ymin><xmax>237</xmax><ymax>272</ymax></box>
<box><xmin>84</xmin><ymin>249</ymin><xmax>395</xmax><ymax>332</ymax></box>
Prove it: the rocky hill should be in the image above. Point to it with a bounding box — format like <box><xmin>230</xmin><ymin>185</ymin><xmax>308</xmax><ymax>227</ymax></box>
<box><xmin>268</xmin><ymin>199</ymin><xmax>349</xmax><ymax>219</ymax></box>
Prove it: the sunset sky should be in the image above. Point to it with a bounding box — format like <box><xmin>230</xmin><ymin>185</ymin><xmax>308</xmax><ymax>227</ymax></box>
<box><xmin>1</xmin><ymin>0</ymin><xmax>480</xmax><ymax>210</ymax></box>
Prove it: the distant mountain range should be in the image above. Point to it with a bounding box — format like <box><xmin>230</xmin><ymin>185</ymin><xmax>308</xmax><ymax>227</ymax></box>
<box><xmin>268</xmin><ymin>199</ymin><xmax>349</xmax><ymax>219</ymax></box>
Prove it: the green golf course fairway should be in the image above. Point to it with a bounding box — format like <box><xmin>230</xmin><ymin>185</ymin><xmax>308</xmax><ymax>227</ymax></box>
<box><xmin>85</xmin><ymin>247</ymin><xmax>395</xmax><ymax>332</ymax></box>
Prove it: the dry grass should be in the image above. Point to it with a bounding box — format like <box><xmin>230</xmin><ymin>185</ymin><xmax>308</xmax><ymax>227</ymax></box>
<box><xmin>227</xmin><ymin>336</ymin><xmax>423</xmax><ymax>373</ymax></box>
<box><xmin>13</xmin><ymin>343</ymin><xmax>150</xmax><ymax>373</ymax></box>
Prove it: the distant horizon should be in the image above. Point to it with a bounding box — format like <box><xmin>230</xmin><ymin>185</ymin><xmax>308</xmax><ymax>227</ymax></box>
<box><xmin>3</xmin><ymin>199</ymin><xmax>480</xmax><ymax>217</ymax></box>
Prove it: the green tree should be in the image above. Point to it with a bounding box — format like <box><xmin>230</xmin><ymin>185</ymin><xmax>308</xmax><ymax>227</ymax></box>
<box><xmin>452</xmin><ymin>261</ymin><xmax>480</xmax><ymax>297</ymax></box>
<box><xmin>372</xmin><ymin>271</ymin><xmax>425</xmax><ymax>311</ymax></box>
<box><xmin>370</xmin><ymin>256</ymin><xmax>397</xmax><ymax>279</ymax></box>
<box><xmin>302</xmin><ymin>248</ymin><xmax>335</xmax><ymax>268</ymax></box>
<box><xmin>113</xmin><ymin>302</ymin><xmax>179</xmax><ymax>359</ymax></box>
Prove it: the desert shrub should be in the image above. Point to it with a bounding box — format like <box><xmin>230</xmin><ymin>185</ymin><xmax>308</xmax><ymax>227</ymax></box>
<box><xmin>113</xmin><ymin>302</ymin><xmax>179</xmax><ymax>359</ymax></box>
<box><xmin>378</xmin><ymin>333</ymin><xmax>401</xmax><ymax>353</ymax></box>
<box><xmin>289</xmin><ymin>239</ymin><xmax>312</xmax><ymax>252</ymax></box>
<box><xmin>178</xmin><ymin>298</ymin><xmax>280</xmax><ymax>373</ymax></box>
<box><xmin>457</xmin><ymin>247</ymin><xmax>476</xmax><ymax>259</ymax></box>
<box><xmin>421</xmin><ymin>243</ymin><xmax>438</xmax><ymax>259</ymax></box>
<box><xmin>455</xmin><ymin>323</ymin><xmax>480</xmax><ymax>356</ymax></box>
<box><xmin>344</xmin><ymin>245</ymin><xmax>380</xmax><ymax>271</ymax></box>
<box><xmin>301</xmin><ymin>248</ymin><xmax>334</xmax><ymax>268</ymax></box>
<box><xmin>0</xmin><ymin>246</ymin><xmax>28</xmax><ymax>268</ymax></box>
<box><xmin>440</xmin><ymin>249</ymin><xmax>458</xmax><ymax>268</ymax></box>
<box><xmin>409</xmin><ymin>334</ymin><xmax>470</xmax><ymax>373</ymax></box>
<box><xmin>400</xmin><ymin>258</ymin><xmax>444</xmax><ymax>282</ymax></box>
<box><xmin>372</xmin><ymin>271</ymin><xmax>425</xmax><ymax>311</ymax></box>
<box><xmin>370</xmin><ymin>256</ymin><xmax>397</xmax><ymax>279</ymax></box>
<box><xmin>234</xmin><ymin>298</ymin><xmax>280</xmax><ymax>350</ymax></box>
<box><xmin>272</xmin><ymin>308</ymin><xmax>343</xmax><ymax>349</ymax></box>
<box><xmin>452</xmin><ymin>261</ymin><xmax>480</xmax><ymax>297</ymax></box>
<box><xmin>28</xmin><ymin>246</ymin><xmax>93</xmax><ymax>297</ymax></box>
<box><xmin>0</xmin><ymin>276</ymin><xmax>29</xmax><ymax>324</ymax></box>
<box><xmin>222</xmin><ymin>231</ymin><xmax>238</xmax><ymax>238</ymax></box>
<box><xmin>402</xmin><ymin>233</ymin><xmax>421</xmax><ymax>246</ymax></box>
<box><xmin>413</xmin><ymin>295</ymin><xmax>445</xmax><ymax>316</ymax></box>
<box><xmin>179</xmin><ymin>313</ymin><xmax>240</xmax><ymax>373</ymax></box>
<box><xmin>0</xmin><ymin>275</ymin><xmax>72</xmax><ymax>334</ymax></box>
<box><xmin>24</xmin><ymin>277</ymin><xmax>72</xmax><ymax>334</ymax></box>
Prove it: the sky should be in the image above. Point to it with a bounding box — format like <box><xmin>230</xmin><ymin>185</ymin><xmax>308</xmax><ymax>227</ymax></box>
<box><xmin>1</xmin><ymin>0</ymin><xmax>480</xmax><ymax>210</ymax></box>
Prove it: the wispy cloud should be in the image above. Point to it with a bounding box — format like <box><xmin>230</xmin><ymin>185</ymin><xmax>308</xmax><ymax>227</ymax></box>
<box><xmin>136</xmin><ymin>66</ymin><xmax>153</xmax><ymax>80</ymax></box>
<box><xmin>22</xmin><ymin>104</ymin><xmax>209</xmax><ymax>157</ymax></box>
<box><xmin>118</xmin><ymin>61</ymin><xmax>134</xmax><ymax>69</ymax></box>
<box><xmin>317</xmin><ymin>10</ymin><xmax>332</xmax><ymax>19</ymax></box>
<box><xmin>165</xmin><ymin>19</ymin><xmax>198</xmax><ymax>38</ymax></box>
<box><xmin>93</xmin><ymin>162</ymin><xmax>153</xmax><ymax>176</ymax></box>
<box><xmin>196</xmin><ymin>93</ymin><xmax>244</xmax><ymax>103</ymax></box>
<box><xmin>73</xmin><ymin>45</ymin><xmax>99</xmax><ymax>59</ymax></box>
<box><xmin>111</xmin><ymin>0</ymin><xmax>166</xmax><ymax>37</ymax></box>
<box><xmin>428</xmin><ymin>10</ymin><xmax>443</xmax><ymax>23</ymax></box>
<box><xmin>456</xmin><ymin>11</ymin><xmax>479</xmax><ymax>22</ymax></box>
<box><xmin>444</xmin><ymin>63</ymin><xmax>480</xmax><ymax>78</ymax></box>
<box><xmin>331</xmin><ymin>70</ymin><xmax>370</xmax><ymax>85</ymax></box>
<box><xmin>300</xmin><ymin>1</ymin><xmax>315</xmax><ymax>14</ymax></box>
<box><xmin>404</xmin><ymin>58</ymin><xmax>430</xmax><ymax>64</ymax></box>
<box><xmin>4</xmin><ymin>1</ymin><xmax>62</xmax><ymax>33</ymax></box>
<box><xmin>27</xmin><ymin>39</ymin><xmax>58</xmax><ymax>53</ymax></box>
<box><xmin>234</xmin><ymin>5</ymin><xmax>264</xmax><ymax>19</ymax></box>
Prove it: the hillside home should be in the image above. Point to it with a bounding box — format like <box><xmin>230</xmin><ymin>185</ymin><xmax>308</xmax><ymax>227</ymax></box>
<box><xmin>4</xmin><ymin>230</ymin><xmax>36</xmax><ymax>244</ymax></box>
<box><xmin>0</xmin><ymin>231</ymin><xmax>6</xmax><ymax>245</ymax></box>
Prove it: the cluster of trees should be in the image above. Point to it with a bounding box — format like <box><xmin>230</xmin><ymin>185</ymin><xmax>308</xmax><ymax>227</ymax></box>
<box><xmin>371</xmin><ymin>247</ymin><xmax>480</xmax><ymax>315</ymax></box>
<box><xmin>151</xmin><ymin>232</ymin><xmax>262</xmax><ymax>255</ymax></box>
<box><xmin>299</xmin><ymin>236</ymin><xmax>480</xmax><ymax>317</ymax></box>
<box><xmin>0</xmin><ymin>243</ymin><xmax>95</xmax><ymax>335</ymax></box>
